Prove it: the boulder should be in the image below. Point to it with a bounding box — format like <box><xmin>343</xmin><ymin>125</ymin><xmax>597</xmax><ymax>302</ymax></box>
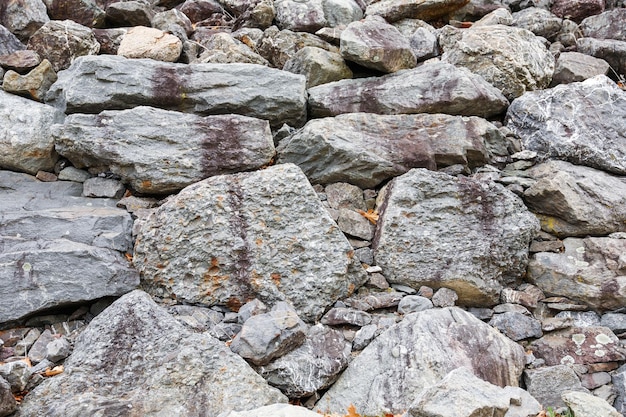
<box><xmin>14</xmin><ymin>290</ymin><xmax>287</xmax><ymax>416</ymax></box>
<box><xmin>408</xmin><ymin>27</ymin><xmax>438</xmax><ymax>61</ymax></box>
<box><xmin>277</xmin><ymin>112</ymin><xmax>508</xmax><ymax>188</ymax></box>
<box><xmin>151</xmin><ymin>9</ymin><xmax>193</xmax><ymax>41</ymax></box>
<box><xmin>176</xmin><ymin>0</ymin><xmax>225</xmax><ymax>24</ymax></box>
<box><xmin>576</xmin><ymin>38</ymin><xmax>626</xmax><ymax>79</ymax></box>
<box><xmin>92</xmin><ymin>27</ymin><xmax>126</xmax><ymax>54</ymax></box>
<box><xmin>550</xmin><ymin>51</ymin><xmax>609</xmax><ymax>85</ymax></box>
<box><xmin>440</xmin><ymin>24</ymin><xmax>554</xmax><ymax>100</ymax></box>
<box><xmin>613</xmin><ymin>364</ymin><xmax>626</xmax><ymax>414</ymax></box>
<box><xmin>488</xmin><ymin>312</ymin><xmax>543</xmax><ymax>341</ymax></box>
<box><xmin>0</xmin><ymin>377</ymin><xmax>16</xmax><ymax>417</ymax></box>
<box><xmin>2</xmin><ymin>58</ymin><xmax>57</xmax><ymax>101</ymax></box>
<box><xmin>43</xmin><ymin>0</ymin><xmax>107</xmax><ymax>28</ymax></box>
<box><xmin>117</xmin><ymin>26</ymin><xmax>183</xmax><ymax>62</ymax></box>
<box><xmin>45</xmin><ymin>55</ymin><xmax>307</xmax><ymax>128</ymax></box>
<box><xmin>321</xmin><ymin>0</ymin><xmax>363</xmax><ymax>27</ymax></box>
<box><xmin>105</xmin><ymin>0</ymin><xmax>154</xmax><ymax>27</ymax></box>
<box><xmin>512</xmin><ymin>7</ymin><xmax>562</xmax><ymax>41</ymax></box>
<box><xmin>580</xmin><ymin>8</ymin><xmax>626</xmax><ymax>41</ymax></box>
<box><xmin>505</xmin><ymin>75</ymin><xmax>626</xmax><ymax>175</ymax></box>
<box><xmin>0</xmin><ymin>0</ymin><xmax>49</xmax><ymax>42</ymax></box>
<box><xmin>193</xmin><ymin>33</ymin><xmax>270</xmax><ymax>65</ymax></box>
<box><xmin>307</xmin><ymin>61</ymin><xmax>509</xmax><ymax>118</ymax></box>
<box><xmin>0</xmin><ymin>24</ymin><xmax>26</xmax><ymax>55</ymax></box>
<box><xmin>256</xmin><ymin>26</ymin><xmax>339</xmax><ymax>69</ymax></box>
<box><xmin>52</xmin><ymin>107</ymin><xmax>274</xmax><ymax>194</ymax></box>
<box><xmin>527</xmin><ymin>237</ymin><xmax>626</xmax><ymax>311</ymax></box>
<box><xmin>0</xmin><ymin>49</ymin><xmax>41</xmax><ymax>73</ymax></box>
<box><xmin>551</xmin><ymin>0</ymin><xmax>605</xmax><ymax>23</ymax></box>
<box><xmin>283</xmin><ymin>46</ymin><xmax>352</xmax><ymax>88</ymax></box>
<box><xmin>320</xmin><ymin>307</ymin><xmax>372</xmax><ymax>326</ymax></box>
<box><xmin>315</xmin><ymin>307</ymin><xmax>525</xmax><ymax>416</ymax></box>
<box><xmin>365</xmin><ymin>0</ymin><xmax>470</xmax><ymax>22</ymax></box>
<box><xmin>373</xmin><ymin>168</ymin><xmax>539</xmax><ymax>307</ymax></box>
<box><xmin>133</xmin><ymin>164</ymin><xmax>367</xmax><ymax>323</ymax></box>
<box><xmin>562</xmin><ymin>391</ymin><xmax>622</xmax><ymax>417</ymax></box>
<box><xmin>523</xmin><ymin>160</ymin><xmax>626</xmax><ymax>237</ymax></box>
<box><xmin>472</xmin><ymin>7</ymin><xmax>514</xmax><ymax>26</ymax></box>
<box><xmin>524</xmin><ymin>365</ymin><xmax>588</xmax><ymax>408</ymax></box>
<box><xmin>274</xmin><ymin>0</ymin><xmax>325</xmax><ymax>32</ymax></box>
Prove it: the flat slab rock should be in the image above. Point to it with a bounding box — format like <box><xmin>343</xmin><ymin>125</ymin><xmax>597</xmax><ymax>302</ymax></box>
<box><xmin>45</xmin><ymin>55</ymin><xmax>307</xmax><ymax>128</ymax></box>
<box><xmin>373</xmin><ymin>168</ymin><xmax>539</xmax><ymax>307</ymax></box>
<box><xmin>307</xmin><ymin>61</ymin><xmax>509</xmax><ymax>119</ymax></box>
<box><xmin>277</xmin><ymin>112</ymin><xmax>507</xmax><ymax>188</ymax></box>
<box><xmin>505</xmin><ymin>75</ymin><xmax>626</xmax><ymax>175</ymax></box>
<box><xmin>314</xmin><ymin>307</ymin><xmax>525</xmax><ymax>416</ymax></box>
<box><xmin>365</xmin><ymin>0</ymin><xmax>470</xmax><ymax>22</ymax></box>
<box><xmin>14</xmin><ymin>290</ymin><xmax>287</xmax><ymax>417</ymax></box>
<box><xmin>52</xmin><ymin>106</ymin><xmax>275</xmax><ymax>194</ymax></box>
<box><xmin>133</xmin><ymin>163</ymin><xmax>367</xmax><ymax>323</ymax></box>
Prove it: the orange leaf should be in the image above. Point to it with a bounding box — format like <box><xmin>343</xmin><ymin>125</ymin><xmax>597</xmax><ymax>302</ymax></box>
<box><xmin>41</xmin><ymin>365</ymin><xmax>64</xmax><ymax>377</ymax></box>
<box><xmin>356</xmin><ymin>209</ymin><xmax>379</xmax><ymax>225</ymax></box>
<box><xmin>346</xmin><ymin>404</ymin><xmax>360</xmax><ymax>417</ymax></box>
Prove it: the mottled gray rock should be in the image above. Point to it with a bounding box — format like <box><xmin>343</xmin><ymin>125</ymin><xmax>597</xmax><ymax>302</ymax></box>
<box><xmin>0</xmin><ymin>90</ymin><xmax>62</xmax><ymax>175</ymax></box>
<box><xmin>14</xmin><ymin>290</ymin><xmax>287</xmax><ymax>417</ymax></box>
<box><xmin>489</xmin><ymin>312</ymin><xmax>542</xmax><ymax>341</ymax></box>
<box><xmin>46</xmin><ymin>336</ymin><xmax>72</xmax><ymax>362</ymax></box>
<box><xmin>563</xmin><ymin>391</ymin><xmax>621</xmax><ymax>417</ymax></box>
<box><xmin>524</xmin><ymin>365</ymin><xmax>588</xmax><ymax>408</ymax></box>
<box><xmin>345</xmin><ymin>291</ymin><xmax>404</xmax><ymax>311</ymax></box>
<box><xmin>283</xmin><ymin>46</ymin><xmax>352</xmax><ymax>88</ymax></box>
<box><xmin>321</xmin><ymin>0</ymin><xmax>363</xmax><ymax>27</ymax></box>
<box><xmin>373</xmin><ymin>169</ymin><xmax>538</xmax><ymax>307</ymax></box>
<box><xmin>500</xmin><ymin>284</ymin><xmax>544</xmax><ymax>308</ymax></box>
<box><xmin>46</xmin><ymin>55</ymin><xmax>307</xmax><ymax>128</ymax></box>
<box><xmin>408</xmin><ymin>27</ymin><xmax>438</xmax><ymax>61</ymax></box>
<box><xmin>576</xmin><ymin>37</ymin><xmax>626</xmax><ymax>77</ymax></box>
<box><xmin>325</xmin><ymin>182</ymin><xmax>366</xmax><ymax>210</ymax></box>
<box><xmin>0</xmin><ymin>25</ymin><xmax>26</xmax><ymax>55</ymax></box>
<box><xmin>26</xmin><ymin>20</ymin><xmax>100</xmax><ymax>73</ymax></box>
<box><xmin>580</xmin><ymin>8</ymin><xmax>626</xmax><ymax>41</ymax></box>
<box><xmin>505</xmin><ymin>75</ymin><xmax>626</xmax><ymax>175</ymax></box>
<box><xmin>238</xmin><ymin>299</ymin><xmax>268</xmax><ymax>323</ymax></box>
<box><xmin>256</xmin><ymin>26</ymin><xmax>339</xmax><ymax>69</ymax></box>
<box><xmin>320</xmin><ymin>307</ymin><xmax>372</xmax><ymax>326</ymax></box>
<box><xmin>255</xmin><ymin>324</ymin><xmax>351</xmax><ymax>397</ymax></box>
<box><xmin>473</xmin><ymin>7</ymin><xmax>514</xmax><ymax>27</ymax></box>
<box><xmin>82</xmin><ymin>177</ymin><xmax>125</xmax><ymax>199</ymax></box>
<box><xmin>512</xmin><ymin>7</ymin><xmax>562</xmax><ymax>40</ymax></box>
<box><xmin>580</xmin><ymin>371</ymin><xmax>612</xmax><ymax>389</ymax></box>
<box><xmin>397</xmin><ymin>295</ymin><xmax>433</xmax><ymax>314</ymax></box>
<box><xmin>0</xmin><ymin>0</ymin><xmax>49</xmax><ymax>42</ymax></box>
<box><xmin>193</xmin><ymin>33</ymin><xmax>270</xmax><ymax>65</ymax></box>
<box><xmin>223</xmin><ymin>404</ymin><xmax>321</xmax><ymax>417</ymax></box>
<box><xmin>0</xmin><ymin>49</ymin><xmax>41</xmax><ymax>73</ymax></box>
<box><xmin>315</xmin><ymin>308</ymin><xmax>525</xmax><ymax>416</ymax></box>
<box><xmin>277</xmin><ymin>113</ymin><xmax>508</xmax><ymax>188</ymax></box>
<box><xmin>2</xmin><ymin>59</ymin><xmax>57</xmax><ymax>102</ymax></box>
<box><xmin>527</xmin><ymin>237</ymin><xmax>626</xmax><ymax>311</ymax></box>
<box><xmin>52</xmin><ymin>107</ymin><xmax>274</xmax><ymax>194</ymax></box>
<box><xmin>601</xmin><ymin>313</ymin><xmax>626</xmax><ymax>334</ymax></box>
<box><xmin>550</xmin><ymin>51</ymin><xmax>610</xmax><ymax>85</ymax></box>
<box><xmin>503</xmin><ymin>386</ymin><xmax>543</xmax><ymax>417</ymax></box>
<box><xmin>57</xmin><ymin>166</ymin><xmax>91</xmax><ymax>182</ymax></box>
<box><xmin>274</xmin><ymin>0</ymin><xmax>325</xmax><ymax>32</ymax></box>
<box><xmin>440</xmin><ymin>24</ymin><xmax>554</xmax><ymax>100</ymax></box>
<box><xmin>117</xmin><ymin>26</ymin><xmax>182</xmax><ymax>62</ymax></box>
<box><xmin>523</xmin><ymin>160</ymin><xmax>626</xmax><ymax>237</ymax></box>
<box><xmin>134</xmin><ymin>164</ymin><xmax>367</xmax><ymax>323</ymax></box>
<box><xmin>28</xmin><ymin>329</ymin><xmax>55</xmax><ymax>363</ymax></box>
<box><xmin>0</xmin><ymin>361</ymin><xmax>32</xmax><ymax>393</ymax></box>
<box><xmin>554</xmin><ymin>310</ymin><xmax>598</xmax><ymax>328</ymax></box>
<box><xmin>307</xmin><ymin>61</ymin><xmax>509</xmax><ymax>118</ymax></box>
<box><xmin>551</xmin><ymin>0</ymin><xmax>604</xmax><ymax>22</ymax></box>
<box><xmin>614</xmin><ymin>364</ymin><xmax>626</xmax><ymax>414</ymax></box>
<box><xmin>353</xmin><ymin>323</ymin><xmax>378</xmax><ymax>350</ymax></box>
<box><xmin>151</xmin><ymin>9</ymin><xmax>193</xmax><ymax>41</ymax></box>
<box><xmin>0</xmin><ymin>377</ymin><xmax>17</xmax><ymax>417</ymax></box>
<box><xmin>105</xmin><ymin>0</ymin><xmax>154</xmax><ymax>26</ymax></box>
<box><xmin>337</xmin><ymin>208</ymin><xmax>375</xmax><ymax>240</ymax></box>
<box><xmin>365</xmin><ymin>0</ymin><xmax>470</xmax><ymax>22</ymax></box>
<box><xmin>431</xmin><ymin>287</ymin><xmax>458</xmax><ymax>307</ymax></box>
<box><xmin>44</xmin><ymin>0</ymin><xmax>107</xmax><ymax>28</ymax></box>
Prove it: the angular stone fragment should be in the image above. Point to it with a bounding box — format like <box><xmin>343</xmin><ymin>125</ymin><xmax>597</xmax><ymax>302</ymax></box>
<box><xmin>488</xmin><ymin>312</ymin><xmax>542</xmax><ymax>341</ymax></box>
<box><xmin>315</xmin><ymin>307</ymin><xmax>525</xmax><ymax>416</ymax></box>
<box><xmin>365</xmin><ymin>0</ymin><xmax>470</xmax><ymax>23</ymax></box>
<box><xmin>512</xmin><ymin>7</ymin><xmax>562</xmax><ymax>40</ymax></box>
<box><xmin>52</xmin><ymin>107</ymin><xmax>274</xmax><ymax>194</ymax></box>
<box><xmin>576</xmin><ymin>37</ymin><xmax>626</xmax><ymax>76</ymax></box>
<box><xmin>320</xmin><ymin>307</ymin><xmax>372</xmax><ymax>326</ymax></box>
<box><xmin>0</xmin><ymin>0</ymin><xmax>49</xmax><ymax>42</ymax></box>
<box><xmin>0</xmin><ymin>25</ymin><xmax>26</xmax><ymax>56</ymax></box>
<box><xmin>105</xmin><ymin>0</ymin><xmax>154</xmax><ymax>26</ymax></box>
<box><xmin>563</xmin><ymin>391</ymin><xmax>622</xmax><ymax>417</ymax></box>
<box><xmin>0</xmin><ymin>377</ymin><xmax>16</xmax><ymax>417</ymax></box>
<box><xmin>0</xmin><ymin>50</ymin><xmax>41</xmax><ymax>73</ymax></box>
<box><xmin>134</xmin><ymin>164</ymin><xmax>367</xmax><ymax>323</ymax></box>
<box><xmin>550</xmin><ymin>51</ymin><xmax>609</xmax><ymax>85</ymax></box>
<box><xmin>117</xmin><ymin>26</ymin><xmax>183</xmax><ymax>62</ymax></box>
<box><xmin>580</xmin><ymin>8</ymin><xmax>626</xmax><ymax>41</ymax></box>
<box><xmin>193</xmin><ymin>32</ymin><xmax>269</xmax><ymax>65</ymax></box>
<box><xmin>307</xmin><ymin>61</ymin><xmax>509</xmax><ymax>118</ymax></box>
<box><xmin>45</xmin><ymin>55</ymin><xmax>307</xmax><ymax>128</ymax></box>
<box><xmin>274</xmin><ymin>0</ymin><xmax>325</xmax><ymax>32</ymax></box>
<box><xmin>506</xmin><ymin>75</ymin><xmax>626</xmax><ymax>175</ymax></box>
<box><xmin>373</xmin><ymin>169</ymin><xmax>539</xmax><ymax>307</ymax></box>
<box><xmin>14</xmin><ymin>290</ymin><xmax>287</xmax><ymax>416</ymax></box>
<box><xmin>256</xmin><ymin>26</ymin><xmax>339</xmax><ymax>69</ymax></box>
<box><xmin>344</xmin><ymin>291</ymin><xmax>404</xmax><ymax>311</ymax></box>
<box><xmin>82</xmin><ymin>177</ymin><xmax>125</xmax><ymax>199</ymax></box>
<box><xmin>397</xmin><ymin>295</ymin><xmax>433</xmax><ymax>314</ymax></box>
<box><xmin>92</xmin><ymin>27</ymin><xmax>126</xmax><ymax>54</ymax></box>
<box><xmin>601</xmin><ymin>313</ymin><xmax>626</xmax><ymax>334</ymax></box>
<box><xmin>283</xmin><ymin>46</ymin><xmax>352</xmax><ymax>88</ymax></box>
<box><xmin>524</xmin><ymin>365</ymin><xmax>588</xmax><ymax>408</ymax></box>
<box><xmin>2</xmin><ymin>59</ymin><xmax>57</xmax><ymax>101</ymax></box>
<box><xmin>44</xmin><ymin>0</ymin><xmax>107</xmax><ymax>28</ymax></box>
<box><xmin>551</xmin><ymin>0</ymin><xmax>604</xmax><ymax>23</ymax></box>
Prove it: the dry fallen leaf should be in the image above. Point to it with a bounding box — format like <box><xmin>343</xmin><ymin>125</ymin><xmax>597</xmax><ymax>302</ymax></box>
<box><xmin>357</xmin><ymin>209</ymin><xmax>379</xmax><ymax>225</ymax></box>
<box><xmin>346</xmin><ymin>404</ymin><xmax>360</xmax><ymax>417</ymax></box>
<box><xmin>41</xmin><ymin>365</ymin><xmax>64</xmax><ymax>377</ymax></box>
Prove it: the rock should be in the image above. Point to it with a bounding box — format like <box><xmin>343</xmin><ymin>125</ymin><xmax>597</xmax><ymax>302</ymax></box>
<box><xmin>43</xmin><ymin>0</ymin><xmax>107</xmax><ymax>28</ymax></box>
<box><xmin>440</xmin><ymin>24</ymin><xmax>555</xmax><ymax>100</ymax></box>
<box><xmin>505</xmin><ymin>75</ymin><xmax>626</xmax><ymax>175</ymax></box>
<box><xmin>92</xmin><ymin>27</ymin><xmax>126</xmax><ymax>54</ymax></box>
<box><xmin>277</xmin><ymin>113</ymin><xmax>507</xmax><ymax>188</ymax></box>
<box><xmin>176</xmin><ymin>0</ymin><xmax>224</xmax><ymax>24</ymax></box>
<box><xmin>255</xmin><ymin>324</ymin><xmax>351</xmax><ymax>397</ymax></box>
<box><xmin>365</xmin><ymin>0</ymin><xmax>470</xmax><ymax>23</ymax></box>
<box><xmin>580</xmin><ymin>371</ymin><xmax>612</xmax><ymax>389</ymax></box>
<box><xmin>134</xmin><ymin>164</ymin><xmax>367</xmax><ymax>323</ymax></box>
<box><xmin>408</xmin><ymin>27</ymin><xmax>438</xmax><ymax>61</ymax></box>
<box><xmin>601</xmin><ymin>313</ymin><xmax>626</xmax><ymax>334</ymax></box>
<box><xmin>325</xmin><ymin>183</ymin><xmax>366</xmax><ymax>210</ymax></box>
<box><xmin>307</xmin><ymin>61</ymin><xmax>509</xmax><ymax>119</ymax></box>
<box><xmin>489</xmin><ymin>312</ymin><xmax>543</xmax><ymax>341</ymax></box>
<box><xmin>14</xmin><ymin>290</ymin><xmax>287</xmax><ymax>416</ymax></box>
<box><xmin>283</xmin><ymin>46</ymin><xmax>352</xmax><ymax>88</ymax></box>
<box><xmin>151</xmin><ymin>9</ymin><xmax>193</xmax><ymax>41</ymax></box>
<box><xmin>0</xmin><ymin>361</ymin><xmax>32</xmax><ymax>393</ymax></box>
<box><xmin>562</xmin><ymin>391</ymin><xmax>622</xmax><ymax>417</ymax></box>
<box><xmin>550</xmin><ymin>51</ymin><xmax>610</xmax><ymax>85</ymax></box>
<box><xmin>580</xmin><ymin>8</ymin><xmax>626</xmax><ymax>41</ymax></box>
<box><xmin>337</xmin><ymin>208</ymin><xmax>375</xmax><ymax>240</ymax></box>
<box><xmin>52</xmin><ymin>107</ymin><xmax>274</xmax><ymax>194</ymax></box>
<box><xmin>274</xmin><ymin>0</ymin><xmax>325</xmax><ymax>32</ymax></box>
<box><xmin>503</xmin><ymin>386</ymin><xmax>543</xmax><ymax>417</ymax></box>
<box><xmin>353</xmin><ymin>324</ymin><xmax>378</xmax><ymax>350</ymax></box>
<box><xmin>512</xmin><ymin>7</ymin><xmax>562</xmax><ymax>41</ymax></box>
<box><xmin>500</xmin><ymin>285</ymin><xmax>545</xmax><ymax>308</ymax></box>
<box><xmin>82</xmin><ymin>177</ymin><xmax>125</xmax><ymax>198</ymax></box>
<box><xmin>432</xmin><ymin>287</ymin><xmax>458</xmax><ymax>307</ymax></box>
<box><xmin>320</xmin><ymin>307</ymin><xmax>372</xmax><ymax>326</ymax></box>
<box><xmin>0</xmin><ymin>90</ymin><xmax>62</xmax><ymax>175</ymax></box>
<box><xmin>58</xmin><ymin>166</ymin><xmax>91</xmax><ymax>182</ymax></box>
<box><xmin>373</xmin><ymin>169</ymin><xmax>539</xmax><ymax>307</ymax></box>
<box><xmin>26</xmin><ymin>20</ymin><xmax>100</xmax><ymax>73</ymax></box>
<box><xmin>397</xmin><ymin>295</ymin><xmax>433</xmax><ymax>314</ymax></box>
<box><xmin>614</xmin><ymin>364</ymin><xmax>626</xmax><ymax>414</ymax></box>
<box><xmin>321</xmin><ymin>0</ymin><xmax>363</xmax><ymax>27</ymax></box>
<box><xmin>473</xmin><ymin>7</ymin><xmax>514</xmax><ymax>26</ymax></box>
<box><xmin>0</xmin><ymin>25</ymin><xmax>26</xmax><ymax>55</ymax></box>
<box><xmin>576</xmin><ymin>38</ymin><xmax>626</xmax><ymax>77</ymax></box>
<box><xmin>315</xmin><ymin>307</ymin><xmax>525</xmax><ymax>416</ymax></box>
<box><xmin>230</xmin><ymin>301</ymin><xmax>307</xmax><ymax>366</ymax></box>
<box><xmin>0</xmin><ymin>0</ymin><xmax>49</xmax><ymax>42</ymax></box>
<box><xmin>256</xmin><ymin>26</ymin><xmax>339</xmax><ymax>69</ymax></box>
<box><xmin>524</xmin><ymin>365</ymin><xmax>588</xmax><ymax>408</ymax></box>
<box><xmin>0</xmin><ymin>49</ymin><xmax>41</xmax><ymax>73</ymax></box>
<box><xmin>46</xmin><ymin>337</ymin><xmax>72</xmax><ymax>362</ymax></box>
<box><xmin>28</xmin><ymin>329</ymin><xmax>55</xmax><ymax>363</ymax></box>
<box><xmin>0</xmin><ymin>377</ymin><xmax>16</xmax><ymax>417</ymax></box>
<box><xmin>527</xmin><ymin>237</ymin><xmax>626</xmax><ymax>311</ymax></box>
<box><xmin>344</xmin><ymin>291</ymin><xmax>404</xmax><ymax>311</ymax></box>
<box><xmin>45</xmin><ymin>55</ymin><xmax>307</xmax><ymax>128</ymax></box>
<box><xmin>193</xmin><ymin>33</ymin><xmax>270</xmax><ymax>65</ymax></box>
<box><xmin>2</xmin><ymin>58</ymin><xmax>57</xmax><ymax>102</ymax></box>
<box><xmin>223</xmin><ymin>404</ymin><xmax>321</xmax><ymax>417</ymax></box>
<box><xmin>523</xmin><ymin>160</ymin><xmax>626</xmax><ymax>237</ymax></box>
<box><xmin>117</xmin><ymin>26</ymin><xmax>183</xmax><ymax>62</ymax></box>
<box><xmin>551</xmin><ymin>0</ymin><xmax>605</xmax><ymax>23</ymax></box>
<box><xmin>105</xmin><ymin>0</ymin><xmax>154</xmax><ymax>27</ymax></box>
<box><xmin>340</xmin><ymin>15</ymin><xmax>416</xmax><ymax>73</ymax></box>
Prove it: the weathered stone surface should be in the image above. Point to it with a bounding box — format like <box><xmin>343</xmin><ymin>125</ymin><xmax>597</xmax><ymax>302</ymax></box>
<box><xmin>283</xmin><ymin>46</ymin><xmax>352</xmax><ymax>88</ymax></box>
<box><xmin>440</xmin><ymin>24</ymin><xmax>554</xmax><ymax>100</ymax></box>
<box><xmin>14</xmin><ymin>290</ymin><xmax>287</xmax><ymax>416</ymax></box>
<box><xmin>523</xmin><ymin>161</ymin><xmax>626</xmax><ymax>237</ymax></box>
<box><xmin>524</xmin><ymin>365</ymin><xmax>588</xmax><ymax>408</ymax></box>
<box><xmin>315</xmin><ymin>308</ymin><xmax>525</xmax><ymax>416</ymax></box>
<box><xmin>472</xmin><ymin>7</ymin><xmax>514</xmax><ymax>27</ymax></box>
<box><xmin>506</xmin><ymin>75</ymin><xmax>626</xmax><ymax>175</ymax></box>
<box><xmin>321</xmin><ymin>0</ymin><xmax>363</xmax><ymax>27</ymax></box>
<box><xmin>105</xmin><ymin>0</ymin><xmax>154</xmax><ymax>27</ymax></box>
<box><xmin>193</xmin><ymin>33</ymin><xmax>269</xmax><ymax>65</ymax></box>
<box><xmin>408</xmin><ymin>27</ymin><xmax>438</xmax><ymax>61</ymax></box>
<box><xmin>224</xmin><ymin>404</ymin><xmax>321</xmax><ymax>417</ymax></box>
<box><xmin>512</xmin><ymin>7</ymin><xmax>562</xmax><ymax>40</ymax></box>
<box><xmin>550</xmin><ymin>51</ymin><xmax>609</xmax><ymax>85</ymax></box>
<box><xmin>397</xmin><ymin>295</ymin><xmax>433</xmax><ymax>314</ymax></box>
<box><xmin>551</xmin><ymin>0</ymin><xmax>604</xmax><ymax>22</ymax></box>
<box><xmin>26</xmin><ymin>20</ymin><xmax>100</xmax><ymax>72</ymax></box>
<box><xmin>134</xmin><ymin>164</ymin><xmax>367</xmax><ymax>323</ymax></box>
<box><xmin>0</xmin><ymin>25</ymin><xmax>26</xmax><ymax>55</ymax></box>
<box><xmin>320</xmin><ymin>307</ymin><xmax>372</xmax><ymax>326</ymax></box>
<box><xmin>340</xmin><ymin>15</ymin><xmax>416</xmax><ymax>73</ymax></box>
<box><xmin>82</xmin><ymin>177</ymin><xmax>125</xmax><ymax>198</ymax></box>
<box><xmin>365</xmin><ymin>0</ymin><xmax>470</xmax><ymax>22</ymax></box>
<box><xmin>0</xmin><ymin>90</ymin><xmax>62</xmax><ymax>174</ymax></box>
<box><xmin>117</xmin><ymin>26</ymin><xmax>183</xmax><ymax>62</ymax></box>
<box><xmin>2</xmin><ymin>59</ymin><xmax>57</xmax><ymax>101</ymax></box>
<box><xmin>256</xmin><ymin>26</ymin><xmax>338</xmax><ymax>69</ymax></box>
<box><xmin>0</xmin><ymin>361</ymin><xmax>32</xmax><ymax>393</ymax></box>
<box><xmin>255</xmin><ymin>323</ymin><xmax>351</xmax><ymax>397</ymax></box>
<box><xmin>489</xmin><ymin>312</ymin><xmax>543</xmax><ymax>341</ymax></box>
<box><xmin>500</xmin><ymin>284</ymin><xmax>544</xmax><ymax>308</ymax></box>
<box><xmin>345</xmin><ymin>291</ymin><xmax>404</xmax><ymax>311</ymax></box>
<box><xmin>92</xmin><ymin>27</ymin><xmax>126</xmax><ymax>54</ymax></box>
<box><xmin>601</xmin><ymin>313</ymin><xmax>626</xmax><ymax>334</ymax></box>
<box><xmin>176</xmin><ymin>0</ymin><xmax>224</xmax><ymax>24</ymax></box>
<box><xmin>52</xmin><ymin>107</ymin><xmax>274</xmax><ymax>194</ymax></box>
<box><xmin>432</xmin><ymin>287</ymin><xmax>458</xmax><ymax>307</ymax></box>
<box><xmin>614</xmin><ymin>364</ymin><xmax>626</xmax><ymax>414</ymax></box>
<box><xmin>151</xmin><ymin>9</ymin><xmax>193</xmax><ymax>41</ymax></box>
<box><xmin>0</xmin><ymin>377</ymin><xmax>17</xmax><ymax>417</ymax></box>
<box><xmin>576</xmin><ymin>38</ymin><xmax>626</xmax><ymax>82</ymax></box>
<box><xmin>274</xmin><ymin>0</ymin><xmax>325</xmax><ymax>32</ymax></box>
<box><xmin>0</xmin><ymin>0</ymin><xmax>49</xmax><ymax>42</ymax></box>
<box><xmin>43</xmin><ymin>0</ymin><xmax>107</xmax><ymax>28</ymax></box>
<box><xmin>0</xmin><ymin>49</ymin><xmax>40</xmax><ymax>73</ymax></box>
<box><xmin>562</xmin><ymin>391</ymin><xmax>622</xmax><ymax>417</ymax></box>
<box><xmin>373</xmin><ymin>169</ymin><xmax>539</xmax><ymax>307</ymax></box>
<box><xmin>46</xmin><ymin>55</ymin><xmax>307</xmax><ymax>128</ymax></box>
<box><xmin>580</xmin><ymin>8</ymin><xmax>626</xmax><ymax>41</ymax></box>
<box><xmin>307</xmin><ymin>61</ymin><xmax>509</xmax><ymax>119</ymax></box>
<box><xmin>337</xmin><ymin>208</ymin><xmax>375</xmax><ymax>240</ymax></box>
<box><xmin>527</xmin><ymin>237</ymin><xmax>626</xmax><ymax>311</ymax></box>
<box><xmin>278</xmin><ymin>113</ymin><xmax>507</xmax><ymax>188</ymax></box>
<box><xmin>580</xmin><ymin>371</ymin><xmax>611</xmax><ymax>389</ymax></box>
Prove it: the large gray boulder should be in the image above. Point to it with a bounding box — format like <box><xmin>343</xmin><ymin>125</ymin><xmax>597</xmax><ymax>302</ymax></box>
<box><xmin>563</xmin><ymin>391</ymin><xmax>622</xmax><ymax>417</ymax></box>
<box><xmin>45</xmin><ymin>55</ymin><xmax>307</xmax><ymax>128</ymax></box>
<box><xmin>365</xmin><ymin>0</ymin><xmax>470</xmax><ymax>22</ymax></box>
<box><xmin>580</xmin><ymin>8</ymin><xmax>626</xmax><ymax>41</ymax></box>
<box><xmin>307</xmin><ymin>61</ymin><xmax>509</xmax><ymax>119</ymax></box>
<box><xmin>0</xmin><ymin>0</ymin><xmax>49</xmax><ymax>42</ymax></box>
<box><xmin>134</xmin><ymin>164</ymin><xmax>367</xmax><ymax>323</ymax></box>
<box><xmin>440</xmin><ymin>24</ymin><xmax>554</xmax><ymax>100</ymax></box>
<box><xmin>505</xmin><ymin>75</ymin><xmax>626</xmax><ymax>175</ymax></box>
<box><xmin>576</xmin><ymin>37</ymin><xmax>626</xmax><ymax>77</ymax></box>
<box><xmin>277</xmin><ymin>112</ymin><xmax>508</xmax><ymax>188</ymax></box>
<box><xmin>524</xmin><ymin>365</ymin><xmax>589</xmax><ymax>408</ymax></box>
<box><xmin>14</xmin><ymin>290</ymin><xmax>287</xmax><ymax>417</ymax></box>
<box><xmin>314</xmin><ymin>307</ymin><xmax>525</xmax><ymax>416</ymax></box>
<box><xmin>52</xmin><ymin>107</ymin><xmax>275</xmax><ymax>194</ymax></box>
<box><xmin>373</xmin><ymin>168</ymin><xmax>539</xmax><ymax>307</ymax></box>
<box><xmin>0</xmin><ymin>90</ymin><xmax>62</xmax><ymax>175</ymax></box>
<box><xmin>523</xmin><ymin>160</ymin><xmax>626</xmax><ymax>237</ymax></box>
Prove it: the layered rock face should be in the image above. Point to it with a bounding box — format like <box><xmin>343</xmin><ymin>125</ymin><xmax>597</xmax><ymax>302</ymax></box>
<box><xmin>1</xmin><ymin>0</ymin><xmax>626</xmax><ymax>416</ymax></box>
